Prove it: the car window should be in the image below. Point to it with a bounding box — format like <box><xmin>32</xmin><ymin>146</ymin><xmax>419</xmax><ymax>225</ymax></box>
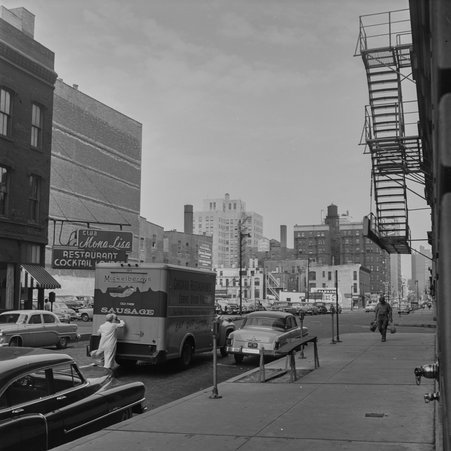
<box><xmin>272</xmin><ymin>319</ymin><xmax>285</xmax><ymax>330</ymax></box>
<box><xmin>43</xmin><ymin>313</ymin><xmax>56</xmax><ymax>324</ymax></box>
<box><xmin>51</xmin><ymin>363</ymin><xmax>84</xmax><ymax>392</ymax></box>
<box><xmin>286</xmin><ymin>317</ymin><xmax>295</xmax><ymax>329</ymax></box>
<box><xmin>0</xmin><ymin>313</ymin><xmax>20</xmax><ymax>324</ymax></box>
<box><xmin>0</xmin><ymin>369</ymin><xmax>51</xmax><ymax>407</ymax></box>
<box><xmin>29</xmin><ymin>314</ymin><xmax>42</xmax><ymax>325</ymax></box>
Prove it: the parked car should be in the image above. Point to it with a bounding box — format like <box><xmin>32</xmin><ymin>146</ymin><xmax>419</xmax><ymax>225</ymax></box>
<box><xmin>226</xmin><ymin>311</ymin><xmax>308</xmax><ymax>364</ymax></box>
<box><xmin>365</xmin><ymin>303</ymin><xmax>376</xmax><ymax>312</ymax></box>
<box><xmin>313</xmin><ymin>302</ymin><xmax>329</xmax><ymax>314</ymax></box>
<box><xmin>78</xmin><ymin>307</ymin><xmax>94</xmax><ymax>322</ymax></box>
<box><xmin>0</xmin><ymin>310</ymin><xmax>79</xmax><ymax>349</ymax></box>
<box><xmin>52</xmin><ymin>302</ymin><xmax>80</xmax><ymax>322</ymax></box>
<box><xmin>55</xmin><ymin>296</ymin><xmax>84</xmax><ymax>312</ymax></box>
<box><xmin>0</xmin><ymin>347</ymin><xmax>146</xmax><ymax>450</ymax></box>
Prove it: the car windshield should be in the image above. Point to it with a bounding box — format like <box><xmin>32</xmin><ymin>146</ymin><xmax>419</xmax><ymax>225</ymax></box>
<box><xmin>244</xmin><ymin>316</ymin><xmax>286</xmax><ymax>330</ymax></box>
<box><xmin>0</xmin><ymin>313</ymin><xmax>28</xmax><ymax>324</ymax></box>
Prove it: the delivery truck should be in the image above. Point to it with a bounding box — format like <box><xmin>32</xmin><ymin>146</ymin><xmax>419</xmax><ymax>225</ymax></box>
<box><xmin>90</xmin><ymin>263</ymin><xmax>234</xmax><ymax>368</ymax></box>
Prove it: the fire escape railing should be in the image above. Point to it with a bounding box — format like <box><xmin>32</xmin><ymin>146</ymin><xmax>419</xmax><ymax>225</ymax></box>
<box><xmin>356</xmin><ymin>9</ymin><xmax>423</xmax><ymax>254</ymax></box>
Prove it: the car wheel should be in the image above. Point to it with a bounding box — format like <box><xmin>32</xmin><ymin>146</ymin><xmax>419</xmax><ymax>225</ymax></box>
<box><xmin>120</xmin><ymin>407</ymin><xmax>132</xmax><ymax>422</ymax></box>
<box><xmin>9</xmin><ymin>337</ymin><xmax>21</xmax><ymax>347</ymax></box>
<box><xmin>57</xmin><ymin>337</ymin><xmax>69</xmax><ymax>349</ymax></box>
<box><xmin>179</xmin><ymin>341</ymin><xmax>194</xmax><ymax>369</ymax></box>
<box><xmin>234</xmin><ymin>354</ymin><xmax>244</xmax><ymax>364</ymax></box>
<box><xmin>81</xmin><ymin>313</ymin><xmax>90</xmax><ymax>322</ymax></box>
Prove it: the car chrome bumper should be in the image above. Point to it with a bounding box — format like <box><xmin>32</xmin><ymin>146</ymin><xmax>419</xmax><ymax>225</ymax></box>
<box><xmin>226</xmin><ymin>346</ymin><xmax>275</xmax><ymax>356</ymax></box>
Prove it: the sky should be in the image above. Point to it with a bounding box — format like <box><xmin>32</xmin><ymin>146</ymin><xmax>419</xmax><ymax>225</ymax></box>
<box><xmin>3</xmin><ymin>0</ymin><xmax>430</xmax><ymax>270</ymax></box>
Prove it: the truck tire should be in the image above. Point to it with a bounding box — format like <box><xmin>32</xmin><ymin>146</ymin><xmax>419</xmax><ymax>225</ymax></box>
<box><xmin>220</xmin><ymin>330</ymin><xmax>232</xmax><ymax>358</ymax></box>
<box><xmin>179</xmin><ymin>341</ymin><xmax>194</xmax><ymax>369</ymax></box>
<box><xmin>116</xmin><ymin>358</ymin><xmax>137</xmax><ymax>367</ymax></box>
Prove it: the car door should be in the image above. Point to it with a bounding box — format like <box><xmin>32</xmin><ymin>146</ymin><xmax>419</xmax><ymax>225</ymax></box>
<box><xmin>43</xmin><ymin>313</ymin><xmax>61</xmax><ymax>347</ymax></box>
<box><xmin>49</xmin><ymin>362</ymin><xmax>110</xmax><ymax>443</ymax></box>
<box><xmin>23</xmin><ymin>313</ymin><xmax>48</xmax><ymax>347</ymax></box>
<box><xmin>0</xmin><ymin>369</ymin><xmax>59</xmax><ymax>450</ymax></box>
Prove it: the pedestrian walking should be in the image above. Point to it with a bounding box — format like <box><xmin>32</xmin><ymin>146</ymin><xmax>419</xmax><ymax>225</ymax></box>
<box><xmin>91</xmin><ymin>313</ymin><xmax>125</xmax><ymax>369</ymax></box>
<box><xmin>374</xmin><ymin>295</ymin><xmax>393</xmax><ymax>342</ymax></box>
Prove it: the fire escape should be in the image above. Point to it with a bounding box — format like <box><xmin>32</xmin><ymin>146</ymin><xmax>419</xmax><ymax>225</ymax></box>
<box><xmin>355</xmin><ymin>10</ymin><xmax>423</xmax><ymax>254</ymax></box>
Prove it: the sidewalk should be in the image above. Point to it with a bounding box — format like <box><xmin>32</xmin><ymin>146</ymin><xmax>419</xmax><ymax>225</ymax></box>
<box><xmin>56</xmin><ymin>309</ymin><xmax>437</xmax><ymax>451</ymax></box>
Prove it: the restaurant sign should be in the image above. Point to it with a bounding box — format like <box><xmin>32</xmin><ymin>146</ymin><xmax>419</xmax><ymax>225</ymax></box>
<box><xmin>52</xmin><ymin>247</ymin><xmax>128</xmax><ymax>269</ymax></box>
<box><xmin>51</xmin><ymin>230</ymin><xmax>133</xmax><ymax>270</ymax></box>
<box><xmin>77</xmin><ymin>229</ymin><xmax>133</xmax><ymax>252</ymax></box>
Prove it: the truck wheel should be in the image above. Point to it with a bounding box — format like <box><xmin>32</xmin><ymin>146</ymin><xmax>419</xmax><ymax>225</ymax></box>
<box><xmin>179</xmin><ymin>341</ymin><xmax>194</xmax><ymax>369</ymax></box>
<box><xmin>234</xmin><ymin>354</ymin><xmax>244</xmax><ymax>364</ymax></box>
<box><xmin>220</xmin><ymin>331</ymin><xmax>232</xmax><ymax>358</ymax></box>
<box><xmin>116</xmin><ymin>358</ymin><xmax>137</xmax><ymax>367</ymax></box>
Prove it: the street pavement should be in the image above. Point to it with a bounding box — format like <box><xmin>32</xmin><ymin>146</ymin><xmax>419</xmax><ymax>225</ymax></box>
<box><xmin>55</xmin><ymin>308</ymin><xmax>437</xmax><ymax>451</ymax></box>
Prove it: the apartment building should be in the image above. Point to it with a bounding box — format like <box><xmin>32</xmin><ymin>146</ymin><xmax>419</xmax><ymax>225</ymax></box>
<box><xmin>193</xmin><ymin>193</ymin><xmax>263</xmax><ymax>268</ymax></box>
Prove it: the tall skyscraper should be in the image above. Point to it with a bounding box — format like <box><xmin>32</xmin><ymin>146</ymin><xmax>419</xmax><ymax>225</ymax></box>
<box><xmin>193</xmin><ymin>193</ymin><xmax>263</xmax><ymax>268</ymax></box>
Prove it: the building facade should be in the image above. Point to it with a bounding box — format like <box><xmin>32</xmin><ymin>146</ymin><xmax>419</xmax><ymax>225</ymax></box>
<box><xmin>47</xmin><ymin>79</ymin><xmax>142</xmax><ymax>295</ymax></box>
<box><xmin>163</xmin><ymin>230</ymin><xmax>213</xmax><ymax>269</ymax></box>
<box><xmin>410</xmin><ymin>245</ymin><xmax>432</xmax><ymax>303</ymax></box>
<box><xmin>193</xmin><ymin>193</ymin><xmax>263</xmax><ymax>268</ymax></box>
<box><xmin>0</xmin><ymin>7</ymin><xmax>59</xmax><ymax>310</ymax></box>
<box><xmin>294</xmin><ymin>204</ymin><xmax>390</xmax><ymax>296</ymax></box>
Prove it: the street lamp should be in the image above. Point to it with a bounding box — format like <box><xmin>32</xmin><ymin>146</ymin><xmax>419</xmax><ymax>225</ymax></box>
<box><xmin>238</xmin><ymin>220</ymin><xmax>251</xmax><ymax>315</ymax></box>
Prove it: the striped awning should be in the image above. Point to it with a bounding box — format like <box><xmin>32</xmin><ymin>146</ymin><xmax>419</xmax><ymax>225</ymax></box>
<box><xmin>21</xmin><ymin>264</ymin><xmax>61</xmax><ymax>289</ymax></box>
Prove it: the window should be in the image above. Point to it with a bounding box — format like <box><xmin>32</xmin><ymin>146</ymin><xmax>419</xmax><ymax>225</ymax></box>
<box><xmin>31</xmin><ymin>104</ymin><xmax>42</xmax><ymax>148</ymax></box>
<box><xmin>353</xmin><ymin>271</ymin><xmax>357</xmax><ymax>281</ymax></box>
<box><xmin>28</xmin><ymin>175</ymin><xmax>40</xmax><ymax>222</ymax></box>
<box><xmin>43</xmin><ymin>313</ymin><xmax>56</xmax><ymax>324</ymax></box>
<box><xmin>0</xmin><ymin>88</ymin><xmax>11</xmax><ymax>137</ymax></box>
<box><xmin>0</xmin><ymin>166</ymin><xmax>8</xmax><ymax>215</ymax></box>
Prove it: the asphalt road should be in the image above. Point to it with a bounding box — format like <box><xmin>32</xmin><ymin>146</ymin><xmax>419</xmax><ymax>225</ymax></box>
<box><xmin>59</xmin><ymin>310</ymin><xmax>433</xmax><ymax>410</ymax></box>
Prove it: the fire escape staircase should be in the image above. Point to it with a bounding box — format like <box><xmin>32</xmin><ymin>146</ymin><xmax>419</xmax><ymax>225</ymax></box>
<box><xmin>357</xmin><ymin>12</ymin><xmax>423</xmax><ymax>254</ymax></box>
<box><xmin>266</xmin><ymin>272</ymin><xmax>281</xmax><ymax>302</ymax></box>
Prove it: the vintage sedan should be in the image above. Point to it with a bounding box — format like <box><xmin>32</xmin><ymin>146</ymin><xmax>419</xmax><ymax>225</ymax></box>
<box><xmin>226</xmin><ymin>311</ymin><xmax>308</xmax><ymax>364</ymax></box>
<box><xmin>0</xmin><ymin>310</ymin><xmax>79</xmax><ymax>349</ymax></box>
<box><xmin>78</xmin><ymin>307</ymin><xmax>94</xmax><ymax>322</ymax></box>
<box><xmin>0</xmin><ymin>348</ymin><xmax>146</xmax><ymax>450</ymax></box>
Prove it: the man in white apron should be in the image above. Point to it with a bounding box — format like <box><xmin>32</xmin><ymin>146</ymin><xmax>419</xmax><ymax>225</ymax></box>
<box><xmin>91</xmin><ymin>313</ymin><xmax>125</xmax><ymax>369</ymax></box>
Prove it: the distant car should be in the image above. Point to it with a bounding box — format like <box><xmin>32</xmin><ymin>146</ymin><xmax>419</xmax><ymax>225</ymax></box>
<box><xmin>305</xmin><ymin>304</ymin><xmax>319</xmax><ymax>315</ymax></box>
<box><xmin>52</xmin><ymin>303</ymin><xmax>80</xmax><ymax>322</ymax></box>
<box><xmin>0</xmin><ymin>347</ymin><xmax>146</xmax><ymax>450</ymax></box>
<box><xmin>314</xmin><ymin>303</ymin><xmax>329</xmax><ymax>314</ymax></box>
<box><xmin>0</xmin><ymin>310</ymin><xmax>79</xmax><ymax>349</ymax></box>
<box><xmin>226</xmin><ymin>311</ymin><xmax>308</xmax><ymax>364</ymax></box>
<box><xmin>78</xmin><ymin>307</ymin><xmax>94</xmax><ymax>322</ymax></box>
<box><xmin>365</xmin><ymin>304</ymin><xmax>376</xmax><ymax>312</ymax></box>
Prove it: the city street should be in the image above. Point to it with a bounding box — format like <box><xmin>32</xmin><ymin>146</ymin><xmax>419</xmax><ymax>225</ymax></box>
<box><xmin>59</xmin><ymin>309</ymin><xmax>434</xmax><ymax>410</ymax></box>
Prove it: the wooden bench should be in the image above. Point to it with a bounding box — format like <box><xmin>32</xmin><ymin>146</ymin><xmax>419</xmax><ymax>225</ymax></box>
<box><xmin>277</xmin><ymin>336</ymin><xmax>319</xmax><ymax>381</ymax></box>
<box><xmin>257</xmin><ymin>336</ymin><xmax>319</xmax><ymax>383</ymax></box>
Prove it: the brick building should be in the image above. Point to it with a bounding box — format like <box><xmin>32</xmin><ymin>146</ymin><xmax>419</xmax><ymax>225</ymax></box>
<box><xmin>0</xmin><ymin>7</ymin><xmax>59</xmax><ymax>310</ymax></box>
<box><xmin>294</xmin><ymin>204</ymin><xmax>390</xmax><ymax>295</ymax></box>
<box><xmin>47</xmin><ymin>79</ymin><xmax>142</xmax><ymax>295</ymax></box>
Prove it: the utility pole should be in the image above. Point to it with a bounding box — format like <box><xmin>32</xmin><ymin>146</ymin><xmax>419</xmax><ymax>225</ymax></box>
<box><xmin>238</xmin><ymin>219</ymin><xmax>250</xmax><ymax>315</ymax></box>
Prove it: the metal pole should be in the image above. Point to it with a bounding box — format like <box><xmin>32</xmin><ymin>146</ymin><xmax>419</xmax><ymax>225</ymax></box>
<box><xmin>239</xmin><ymin>220</ymin><xmax>242</xmax><ymax>315</ymax></box>
<box><xmin>331</xmin><ymin>308</ymin><xmax>336</xmax><ymax>344</ymax></box>
<box><xmin>335</xmin><ymin>270</ymin><xmax>341</xmax><ymax>342</ymax></box>
<box><xmin>209</xmin><ymin>321</ymin><xmax>222</xmax><ymax>399</ymax></box>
